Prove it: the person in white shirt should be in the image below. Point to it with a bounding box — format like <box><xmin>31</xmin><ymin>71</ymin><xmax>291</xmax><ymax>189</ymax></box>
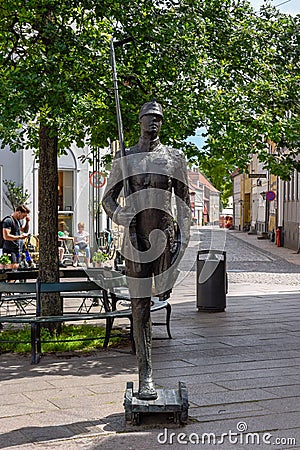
<box><xmin>73</xmin><ymin>222</ymin><xmax>90</xmax><ymax>267</ymax></box>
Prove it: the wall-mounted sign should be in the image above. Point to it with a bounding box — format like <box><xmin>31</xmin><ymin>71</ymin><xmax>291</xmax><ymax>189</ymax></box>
<box><xmin>89</xmin><ymin>171</ymin><xmax>106</xmax><ymax>188</ymax></box>
<box><xmin>266</xmin><ymin>190</ymin><xmax>276</xmax><ymax>201</ymax></box>
<box><xmin>248</xmin><ymin>174</ymin><xmax>267</xmax><ymax>178</ymax></box>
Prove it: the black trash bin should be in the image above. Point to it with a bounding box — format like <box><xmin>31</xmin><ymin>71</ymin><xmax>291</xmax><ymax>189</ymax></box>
<box><xmin>197</xmin><ymin>250</ymin><xmax>227</xmax><ymax>312</ymax></box>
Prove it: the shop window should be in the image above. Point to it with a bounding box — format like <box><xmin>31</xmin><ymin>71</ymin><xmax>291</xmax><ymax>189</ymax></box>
<box><xmin>58</xmin><ymin>171</ymin><xmax>74</xmax><ymax>212</ymax></box>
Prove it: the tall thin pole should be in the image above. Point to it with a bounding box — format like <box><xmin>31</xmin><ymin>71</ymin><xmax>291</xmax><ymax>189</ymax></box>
<box><xmin>110</xmin><ymin>38</ymin><xmax>141</xmax><ymax>271</ymax></box>
<box><xmin>110</xmin><ymin>38</ymin><xmax>130</xmax><ymax>198</ymax></box>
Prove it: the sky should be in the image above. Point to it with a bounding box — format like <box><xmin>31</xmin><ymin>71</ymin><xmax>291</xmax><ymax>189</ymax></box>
<box><xmin>188</xmin><ymin>0</ymin><xmax>300</xmax><ymax>150</ymax></box>
<box><xmin>250</xmin><ymin>0</ymin><xmax>300</xmax><ymax>16</ymax></box>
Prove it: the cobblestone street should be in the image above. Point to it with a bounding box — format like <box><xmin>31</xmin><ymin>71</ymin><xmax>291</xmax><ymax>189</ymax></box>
<box><xmin>180</xmin><ymin>226</ymin><xmax>300</xmax><ymax>290</ymax></box>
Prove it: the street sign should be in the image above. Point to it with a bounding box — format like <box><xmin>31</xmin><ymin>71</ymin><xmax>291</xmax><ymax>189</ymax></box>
<box><xmin>89</xmin><ymin>171</ymin><xmax>106</xmax><ymax>188</ymax></box>
<box><xmin>248</xmin><ymin>174</ymin><xmax>267</xmax><ymax>178</ymax></box>
<box><xmin>266</xmin><ymin>190</ymin><xmax>276</xmax><ymax>201</ymax></box>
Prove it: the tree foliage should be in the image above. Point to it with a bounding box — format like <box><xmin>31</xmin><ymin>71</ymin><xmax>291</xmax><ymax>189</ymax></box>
<box><xmin>191</xmin><ymin>2</ymin><xmax>300</xmax><ymax>181</ymax></box>
<box><xmin>0</xmin><ymin>0</ymin><xmax>300</xmax><ymax>316</ymax></box>
<box><xmin>1</xmin><ymin>1</ymin><xmax>299</xmax><ymax>174</ymax></box>
<box><xmin>3</xmin><ymin>179</ymin><xmax>31</xmax><ymax>210</ymax></box>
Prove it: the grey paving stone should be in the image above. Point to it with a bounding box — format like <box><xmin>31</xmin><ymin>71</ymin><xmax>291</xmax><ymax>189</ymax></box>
<box><xmin>215</xmin><ymin>375</ymin><xmax>300</xmax><ymax>391</ymax></box>
<box><xmin>154</xmin><ymin>358</ymin><xmax>300</xmax><ymax>380</ymax></box>
<box><xmin>0</xmin><ymin>430</ymin><xmax>29</xmax><ymax>448</ymax></box>
<box><xmin>0</xmin><ymin>230</ymin><xmax>300</xmax><ymax>449</ymax></box>
<box><xmin>155</xmin><ymin>366</ymin><xmax>300</xmax><ymax>385</ymax></box>
<box><xmin>0</xmin><ymin>400</ymin><xmax>60</xmax><ymax>419</ymax></box>
<box><xmin>23</xmin><ymin>386</ymin><xmax>98</xmax><ymax>402</ymax></box>
<box><xmin>47</xmin><ymin>390</ymin><xmax>123</xmax><ymax>410</ymax></box>
<box><xmin>259</xmin><ymin>396</ymin><xmax>300</xmax><ymax>413</ymax></box>
<box><xmin>260</xmin><ymin>384</ymin><xmax>300</xmax><ymax>398</ymax></box>
<box><xmin>44</xmin><ymin>373</ymin><xmax>138</xmax><ymax>389</ymax></box>
<box><xmin>189</xmin><ymin>387</ymin><xmax>278</xmax><ymax>407</ymax></box>
<box><xmin>238</xmin><ymin>350</ymin><xmax>300</xmax><ymax>362</ymax></box>
<box><xmin>0</xmin><ymin>380</ymin><xmax>53</xmax><ymax>395</ymax></box>
<box><xmin>189</xmin><ymin>400</ymin><xmax>267</xmax><ymax>419</ymax></box>
<box><xmin>0</xmin><ymin>392</ymin><xmax>37</xmax><ymax>406</ymax></box>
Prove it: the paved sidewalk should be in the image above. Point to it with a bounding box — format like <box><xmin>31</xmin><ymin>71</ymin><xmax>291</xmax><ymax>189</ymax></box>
<box><xmin>0</xmin><ymin>232</ymin><xmax>299</xmax><ymax>449</ymax></box>
<box><xmin>229</xmin><ymin>229</ymin><xmax>300</xmax><ymax>267</ymax></box>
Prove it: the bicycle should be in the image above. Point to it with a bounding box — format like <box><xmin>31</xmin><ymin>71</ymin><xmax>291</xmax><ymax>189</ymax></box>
<box><xmin>96</xmin><ymin>229</ymin><xmax>116</xmax><ymax>260</ymax></box>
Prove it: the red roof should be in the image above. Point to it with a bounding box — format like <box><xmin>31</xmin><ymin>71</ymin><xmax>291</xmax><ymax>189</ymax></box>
<box><xmin>188</xmin><ymin>170</ymin><xmax>219</xmax><ymax>193</ymax></box>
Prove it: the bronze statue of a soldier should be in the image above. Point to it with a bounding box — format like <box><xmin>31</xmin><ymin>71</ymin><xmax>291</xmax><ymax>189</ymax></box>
<box><xmin>102</xmin><ymin>100</ymin><xmax>191</xmax><ymax>400</ymax></box>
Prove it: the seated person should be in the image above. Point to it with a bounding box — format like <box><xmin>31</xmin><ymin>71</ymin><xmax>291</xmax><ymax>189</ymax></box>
<box><xmin>73</xmin><ymin>222</ymin><xmax>91</xmax><ymax>267</ymax></box>
<box><xmin>58</xmin><ymin>243</ymin><xmax>66</xmax><ymax>267</ymax></box>
<box><xmin>58</xmin><ymin>221</ymin><xmax>73</xmax><ymax>268</ymax></box>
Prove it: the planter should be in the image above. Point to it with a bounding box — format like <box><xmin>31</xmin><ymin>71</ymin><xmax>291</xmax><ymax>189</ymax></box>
<box><xmin>92</xmin><ymin>251</ymin><xmax>110</xmax><ymax>267</ymax></box>
<box><xmin>93</xmin><ymin>262</ymin><xmax>105</xmax><ymax>268</ymax></box>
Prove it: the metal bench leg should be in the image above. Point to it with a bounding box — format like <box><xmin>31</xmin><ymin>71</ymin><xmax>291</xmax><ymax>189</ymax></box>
<box><xmin>103</xmin><ymin>317</ymin><xmax>114</xmax><ymax>349</ymax></box>
<box><xmin>152</xmin><ymin>303</ymin><xmax>172</xmax><ymax>339</ymax></box>
<box><xmin>36</xmin><ymin>322</ymin><xmax>41</xmax><ymax>356</ymax></box>
<box><xmin>166</xmin><ymin>303</ymin><xmax>172</xmax><ymax>339</ymax></box>
<box><xmin>31</xmin><ymin>322</ymin><xmax>41</xmax><ymax>364</ymax></box>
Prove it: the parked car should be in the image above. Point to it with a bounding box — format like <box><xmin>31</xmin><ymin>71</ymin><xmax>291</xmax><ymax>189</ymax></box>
<box><xmin>219</xmin><ymin>215</ymin><xmax>233</xmax><ymax>229</ymax></box>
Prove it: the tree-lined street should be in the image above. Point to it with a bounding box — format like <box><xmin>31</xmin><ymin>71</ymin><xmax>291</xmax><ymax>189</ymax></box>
<box><xmin>1</xmin><ymin>1</ymin><xmax>300</xmax><ymax>307</ymax></box>
<box><xmin>1</xmin><ymin>1</ymin><xmax>300</xmax><ymax>446</ymax></box>
<box><xmin>0</xmin><ymin>229</ymin><xmax>299</xmax><ymax>449</ymax></box>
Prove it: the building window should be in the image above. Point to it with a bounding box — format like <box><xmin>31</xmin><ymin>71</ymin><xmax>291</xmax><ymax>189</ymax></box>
<box><xmin>58</xmin><ymin>170</ymin><xmax>74</xmax><ymax>212</ymax></box>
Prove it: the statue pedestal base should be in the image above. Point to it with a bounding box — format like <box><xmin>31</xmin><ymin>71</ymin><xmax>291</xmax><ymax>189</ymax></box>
<box><xmin>123</xmin><ymin>381</ymin><xmax>189</xmax><ymax>425</ymax></box>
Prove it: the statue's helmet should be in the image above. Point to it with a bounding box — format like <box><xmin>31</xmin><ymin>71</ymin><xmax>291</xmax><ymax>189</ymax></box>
<box><xmin>139</xmin><ymin>100</ymin><xmax>163</xmax><ymax>120</ymax></box>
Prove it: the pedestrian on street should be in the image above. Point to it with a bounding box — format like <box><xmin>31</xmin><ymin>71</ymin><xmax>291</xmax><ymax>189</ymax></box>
<box><xmin>2</xmin><ymin>204</ymin><xmax>31</xmax><ymax>269</ymax></box>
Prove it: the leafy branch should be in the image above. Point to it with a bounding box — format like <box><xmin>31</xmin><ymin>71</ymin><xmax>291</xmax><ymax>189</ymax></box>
<box><xmin>3</xmin><ymin>179</ymin><xmax>31</xmax><ymax>211</ymax></box>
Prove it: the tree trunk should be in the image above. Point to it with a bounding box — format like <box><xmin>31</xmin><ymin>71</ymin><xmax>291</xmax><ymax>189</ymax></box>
<box><xmin>38</xmin><ymin>123</ymin><xmax>61</xmax><ymax>325</ymax></box>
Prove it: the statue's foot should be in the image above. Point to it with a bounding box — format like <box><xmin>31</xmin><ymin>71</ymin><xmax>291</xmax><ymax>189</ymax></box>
<box><xmin>138</xmin><ymin>380</ymin><xmax>158</xmax><ymax>400</ymax></box>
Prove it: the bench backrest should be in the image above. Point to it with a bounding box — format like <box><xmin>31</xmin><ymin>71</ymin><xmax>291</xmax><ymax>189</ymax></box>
<box><xmin>85</xmin><ymin>268</ymin><xmax>127</xmax><ymax>291</ymax></box>
<box><xmin>0</xmin><ymin>281</ymin><xmax>37</xmax><ymax>293</ymax></box>
<box><xmin>0</xmin><ymin>274</ymin><xmax>127</xmax><ymax>316</ymax></box>
<box><xmin>0</xmin><ymin>280</ymin><xmax>101</xmax><ymax>294</ymax></box>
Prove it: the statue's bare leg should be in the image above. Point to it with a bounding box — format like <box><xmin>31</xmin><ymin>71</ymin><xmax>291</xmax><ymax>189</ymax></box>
<box><xmin>131</xmin><ymin>297</ymin><xmax>158</xmax><ymax>400</ymax></box>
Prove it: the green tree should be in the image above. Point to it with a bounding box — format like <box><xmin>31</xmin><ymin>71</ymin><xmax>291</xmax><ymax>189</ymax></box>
<box><xmin>0</xmin><ymin>0</ymin><xmax>206</xmax><ymax>320</ymax></box>
<box><xmin>1</xmin><ymin>0</ymin><xmax>300</xmax><ymax>321</ymax></box>
<box><xmin>193</xmin><ymin>3</ymin><xmax>300</xmax><ymax>180</ymax></box>
<box><xmin>3</xmin><ymin>180</ymin><xmax>31</xmax><ymax>211</ymax></box>
<box><xmin>111</xmin><ymin>1</ymin><xmax>300</xmax><ymax>180</ymax></box>
<box><xmin>0</xmin><ymin>1</ymin><xmax>113</xmax><ymax>320</ymax></box>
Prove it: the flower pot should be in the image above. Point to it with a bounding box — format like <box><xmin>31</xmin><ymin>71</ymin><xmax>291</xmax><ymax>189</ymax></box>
<box><xmin>94</xmin><ymin>262</ymin><xmax>105</xmax><ymax>268</ymax></box>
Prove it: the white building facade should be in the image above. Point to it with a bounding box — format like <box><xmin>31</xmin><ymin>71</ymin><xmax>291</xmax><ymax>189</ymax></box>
<box><xmin>0</xmin><ymin>144</ymin><xmax>108</xmax><ymax>252</ymax></box>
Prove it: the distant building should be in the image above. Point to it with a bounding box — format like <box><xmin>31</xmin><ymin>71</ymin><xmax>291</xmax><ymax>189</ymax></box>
<box><xmin>188</xmin><ymin>169</ymin><xmax>220</xmax><ymax>225</ymax></box>
<box><xmin>231</xmin><ymin>153</ymin><xmax>300</xmax><ymax>251</ymax></box>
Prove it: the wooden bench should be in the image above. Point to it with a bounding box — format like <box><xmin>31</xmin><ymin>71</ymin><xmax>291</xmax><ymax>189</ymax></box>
<box><xmin>85</xmin><ymin>267</ymin><xmax>172</xmax><ymax>345</ymax></box>
<box><xmin>0</xmin><ymin>277</ymin><xmax>172</xmax><ymax>364</ymax></box>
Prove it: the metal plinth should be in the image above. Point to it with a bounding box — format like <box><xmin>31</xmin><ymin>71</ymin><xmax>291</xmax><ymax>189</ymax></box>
<box><xmin>124</xmin><ymin>381</ymin><xmax>189</xmax><ymax>425</ymax></box>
